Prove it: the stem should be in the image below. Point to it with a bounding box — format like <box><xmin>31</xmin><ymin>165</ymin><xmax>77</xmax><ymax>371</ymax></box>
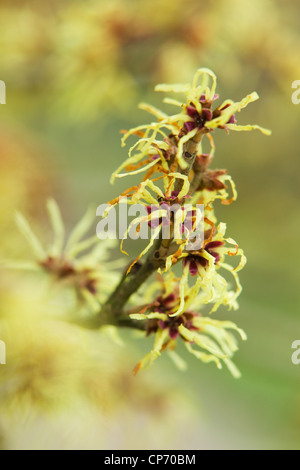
<box><xmin>100</xmin><ymin>239</ymin><xmax>161</xmax><ymax>321</ymax></box>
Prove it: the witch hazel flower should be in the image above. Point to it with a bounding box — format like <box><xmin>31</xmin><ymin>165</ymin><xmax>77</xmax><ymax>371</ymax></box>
<box><xmin>9</xmin><ymin>200</ymin><xmax>120</xmax><ymax>311</ymax></box>
<box><xmin>170</xmin><ymin>222</ymin><xmax>247</xmax><ymax>316</ymax></box>
<box><xmin>146</xmin><ymin>190</ymin><xmax>191</xmax><ymax>229</ymax></box>
<box><xmin>184</xmin><ymin>93</ymin><xmax>219</xmax><ymax>133</ymax></box>
<box><xmin>183</xmin><ymin>240</ymin><xmax>225</xmax><ymax>275</ymax></box>
<box><xmin>104</xmin><ymin>174</ymin><xmax>204</xmax><ymax>273</ymax></box>
<box><xmin>110</xmin><ymin>68</ymin><xmax>270</xmax><ymax>182</ymax></box>
<box><xmin>153</xmin><ymin>68</ymin><xmax>271</xmax><ymax>168</ymax></box>
<box><xmin>130</xmin><ymin>274</ymin><xmax>247</xmax><ymax>377</ymax></box>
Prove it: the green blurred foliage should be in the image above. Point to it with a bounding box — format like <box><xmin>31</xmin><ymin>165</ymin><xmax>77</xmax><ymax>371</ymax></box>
<box><xmin>0</xmin><ymin>0</ymin><xmax>300</xmax><ymax>450</ymax></box>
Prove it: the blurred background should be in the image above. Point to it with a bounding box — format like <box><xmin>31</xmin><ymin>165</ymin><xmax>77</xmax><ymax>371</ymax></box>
<box><xmin>0</xmin><ymin>0</ymin><xmax>300</xmax><ymax>450</ymax></box>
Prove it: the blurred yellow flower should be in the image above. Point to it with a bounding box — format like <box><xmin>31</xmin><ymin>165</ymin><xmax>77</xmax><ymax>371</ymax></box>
<box><xmin>6</xmin><ymin>200</ymin><xmax>121</xmax><ymax>312</ymax></box>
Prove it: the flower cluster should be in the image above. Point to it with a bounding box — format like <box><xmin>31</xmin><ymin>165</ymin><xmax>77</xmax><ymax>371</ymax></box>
<box><xmin>112</xmin><ymin>68</ymin><xmax>270</xmax><ymax>179</ymax></box>
<box><xmin>105</xmin><ymin>68</ymin><xmax>270</xmax><ymax>376</ymax></box>
<box><xmin>7</xmin><ymin>69</ymin><xmax>270</xmax><ymax>379</ymax></box>
<box><xmin>9</xmin><ymin>200</ymin><xmax>120</xmax><ymax>312</ymax></box>
<box><xmin>130</xmin><ymin>274</ymin><xmax>247</xmax><ymax>378</ymax></box>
